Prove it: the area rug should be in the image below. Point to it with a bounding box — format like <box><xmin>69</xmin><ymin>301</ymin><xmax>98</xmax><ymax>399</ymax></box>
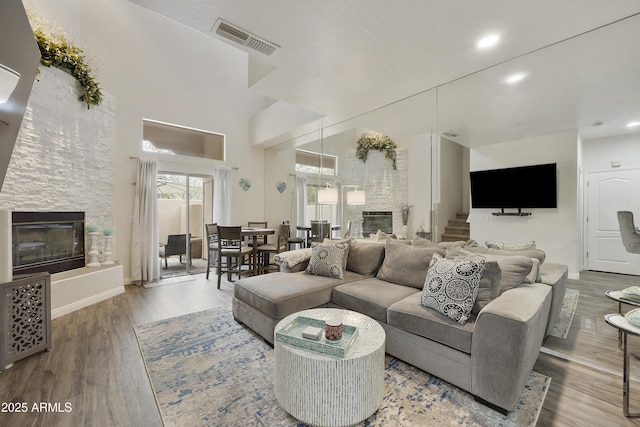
<box><xmin>134</xmin><ymin>307</ymin><xmax>550</xmax><ymax>427</ymax></box>
<box><xmin>548</xmin><ymin>288</ymin><xmax>579</xmax><ymax>339</ymax></box>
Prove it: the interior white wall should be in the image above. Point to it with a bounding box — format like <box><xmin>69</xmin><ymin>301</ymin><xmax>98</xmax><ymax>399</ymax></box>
<box><xmin>582</xmin><ymin>133</ymin><xmax>640</xmax><ymax>171</ymax></box>
<box><xmin>437</xmin><ymin>138</ymin><xmax>464</xmax><ymax>241</ymax></box>
<box><xmin>24</xmin><ymin>0</ymin><xmax>267</xmax><ymax>283</ymax></box>
<box><xmin>405</xmin><ymin>133</ymin><xmax>432</xmax><ymax>237</ymax></box>
<box><xmin>469</xmin><ymin>131</ymin><xmax>579</xmax><ymax>276</ymax></box>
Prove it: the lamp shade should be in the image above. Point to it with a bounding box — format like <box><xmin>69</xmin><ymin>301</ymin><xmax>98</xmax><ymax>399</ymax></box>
<box><xmin>0</xmin><ymin>64</ymin><xmax>20</xmax><ymax>104</ymax></box>
<box><xmin>318</xmin><ymin>187</ymin><xmax>338</xmax><ymax>204</ymax></box>
<box><xmin>347</xmin><ymin>189</ymin><xmax>366</xmax><ymax>205</ymax></box>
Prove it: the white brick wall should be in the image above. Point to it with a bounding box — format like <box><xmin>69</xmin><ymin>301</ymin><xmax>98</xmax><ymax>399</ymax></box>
<box><xmin>344</xmin><ymin>149</ymin><xmax>409</xmax><ymax>236</ymax></box>
<box><xmin>0</xmin><ymin>67</ymin><xmax>116</xmax><ymax>260</ymax></box>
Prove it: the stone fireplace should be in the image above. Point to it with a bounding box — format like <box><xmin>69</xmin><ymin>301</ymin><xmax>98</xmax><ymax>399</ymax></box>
<box><xmin>12</xmin><ymin>211</ymin><xmax>85</xmax><ymax>275</ymax></box>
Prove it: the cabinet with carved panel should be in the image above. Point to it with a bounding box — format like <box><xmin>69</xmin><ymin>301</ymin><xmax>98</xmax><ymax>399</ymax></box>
<box><xmin>1</xmin><ymin>272</ymin><xmax>51</xmax><ymax>370</ymax></box>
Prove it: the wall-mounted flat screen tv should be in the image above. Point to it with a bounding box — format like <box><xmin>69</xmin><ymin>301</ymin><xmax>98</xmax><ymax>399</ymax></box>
<box><xmin>470</xmin><ymin>163</ymin><xmax>557</xmax><ymax>209</ymax></box>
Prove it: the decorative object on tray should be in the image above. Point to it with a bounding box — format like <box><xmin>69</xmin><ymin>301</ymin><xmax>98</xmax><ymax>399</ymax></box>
<box><xmin>325</xmin><ymin>318</ymin><xmax>343</xmax><ymax>342</ymax></box>
<box><xmin>276</xmin><ymin>181</ymin><xmax>287</xmax><ymax>193</ymax></box>
<box><xmin>625</xmin><ymin>308</ymin><xmax>640</xmax><ymax>327</ymax></box>
<box><xmin>239</xmin><ymin>177</ymin><xmax>251</xmax><ymax>191</ymax></box>
<box><xmin>276</xmin><ymin>315</ymin><xmax>358</xmax><ymax>357</ymax></box>
<box><xmin>302</xmin><ymin>326</ymin><xmax>322</xmax><ymax>340</ymax></box>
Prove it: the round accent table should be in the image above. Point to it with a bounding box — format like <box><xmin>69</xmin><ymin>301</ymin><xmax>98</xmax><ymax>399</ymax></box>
<box><xmin>274</xmin><ymin>308</ymin><xmax>386</xmax><ymax>427</ymax></box>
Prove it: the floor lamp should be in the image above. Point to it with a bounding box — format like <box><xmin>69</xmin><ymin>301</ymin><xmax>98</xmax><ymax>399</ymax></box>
<box><xmin>342</xmin><ymin>185</ymin><xmax>366</xmax><ymax>236</ymax></box>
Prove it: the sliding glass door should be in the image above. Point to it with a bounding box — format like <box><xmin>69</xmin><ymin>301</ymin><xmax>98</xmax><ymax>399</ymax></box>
<box><xmin>157</xmin><ymin>173</ymin><xmax>209</xmax><ymax>278</ymax></box>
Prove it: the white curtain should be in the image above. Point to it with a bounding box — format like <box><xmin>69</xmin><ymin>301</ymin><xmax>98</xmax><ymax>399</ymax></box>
<box><xmin>291</xmin><ymin>174</ymin><xmax>308</xmax><ymax>238</ymax></box>
<box><xmin>213</xmin><ymin>166</ymin><xmax>233</xmax><ymax>225</ymax></box>
<box><xmin>131</xmin><ymin>159</ymin><xmax>159</xmax><ymax>284</ymax></box>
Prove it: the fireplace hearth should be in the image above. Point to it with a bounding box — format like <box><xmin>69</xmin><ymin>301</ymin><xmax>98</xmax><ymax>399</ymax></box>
<box><xmin>12</xmin><ymin>212</ymin><xmax>85</xmax><ymax>275</ymax></box>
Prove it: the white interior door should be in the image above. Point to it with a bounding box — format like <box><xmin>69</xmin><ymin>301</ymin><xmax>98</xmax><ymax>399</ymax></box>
<box><xmin>586</xmin><ymin>169</ymin><xmax>640</xmax><ymax>275</ymax></box>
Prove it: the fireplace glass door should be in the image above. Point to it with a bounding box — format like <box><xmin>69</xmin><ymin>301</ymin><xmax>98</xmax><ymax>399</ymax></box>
<box><xmin>12</xmin><ymin>211</ymin><xmax>85</xmax><ymax>275</ymax></box>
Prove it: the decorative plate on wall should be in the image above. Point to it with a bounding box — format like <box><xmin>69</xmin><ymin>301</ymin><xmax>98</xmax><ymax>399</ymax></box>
<box><xmin>239</xmin><ymin>178</ymin><xmax>251</xmax><ymax>191</ymax></box>
<box><xmin>276</xmin><ymin>181</ymin><xmax>287</xmax><ymax>193</ymax></box>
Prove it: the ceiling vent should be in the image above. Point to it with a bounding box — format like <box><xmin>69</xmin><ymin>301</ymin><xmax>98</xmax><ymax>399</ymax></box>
<box><xmin>212</xmin><ymin>19</ymin><xmax>279</xmax><ymax>57</ymax></box>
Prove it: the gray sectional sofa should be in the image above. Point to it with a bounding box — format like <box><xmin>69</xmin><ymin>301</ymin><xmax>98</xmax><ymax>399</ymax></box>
<box><xmin>232</xmin><ymin>237</ymin><xmax>568</xmax><ymax>412</ymax></box>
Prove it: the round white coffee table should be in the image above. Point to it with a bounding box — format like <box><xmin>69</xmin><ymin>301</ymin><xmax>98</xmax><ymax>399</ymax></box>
<box><xmin>274</xmin><ymin>308</ymin><xmax>386</xmax><ymax>427</ymax></box>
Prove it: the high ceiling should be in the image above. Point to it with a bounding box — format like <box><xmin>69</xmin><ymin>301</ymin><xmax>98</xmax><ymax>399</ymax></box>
<box><xmin>129</xmin><ymin>0</ymin><xmax>640</xmax><ymax>146</ymax></box>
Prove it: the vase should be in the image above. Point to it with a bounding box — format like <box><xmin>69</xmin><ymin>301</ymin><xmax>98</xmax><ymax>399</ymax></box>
<box><xmin>402</xmin><ymin>225</ymin><xmax>408</xmax><ymax>239</ymax></box>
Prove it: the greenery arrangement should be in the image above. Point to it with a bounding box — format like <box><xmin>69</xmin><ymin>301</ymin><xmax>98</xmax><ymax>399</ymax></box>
<box><xmin>30</xmin><ymin>16</ymin><xmax>102</xmax><ymax>108</ymax></box>
<box><xmin>356</xmin><ymin>133</ymin><xmax>397</xmax><ymax>170</ymax></box>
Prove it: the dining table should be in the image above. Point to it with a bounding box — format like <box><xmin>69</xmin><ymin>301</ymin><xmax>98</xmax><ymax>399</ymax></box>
<box><xmin>296</xmin><ymin>224</ymin><xmax>341</xmax><ymax>247</ymax></box>
<box><xmin>242</xmin><ymin>227</ymin><xmax>275</xmax><ymax>275</ymax></box>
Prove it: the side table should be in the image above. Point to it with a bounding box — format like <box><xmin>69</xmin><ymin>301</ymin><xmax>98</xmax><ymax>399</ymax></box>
<box><xmin>606</xmin><ymin>290</ymin><xmax>640</xmax><ymax>348</ymax></box>
<box><xmin>604</xmin><ymin>313</ymin><xmax>640</xmax><ymax>417</ymax></box>
<box><xmin>274</xmin><ymin>308</ymin><xmax>385</xmax><ymax>427</ymax></box>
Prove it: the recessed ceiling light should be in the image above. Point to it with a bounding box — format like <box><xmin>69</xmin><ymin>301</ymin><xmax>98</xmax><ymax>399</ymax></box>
<box><xmin>477</xmin><ymin>34</ymin><xmax>500</xmax><ymax>49</ymax></box>
<box><xmin>505</xmin><ymin>73</ymin><xmax>527</xmax><ymax>84</ymax></box>
<box><xmin>626</xmin><ymin>121</ymin><xmax>640</xmax><ymax>128</ymax></box>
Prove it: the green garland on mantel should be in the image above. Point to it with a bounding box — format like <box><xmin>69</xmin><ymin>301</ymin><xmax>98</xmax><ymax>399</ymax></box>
<box><xmin>356</xmin><ymin>133</ymin><xmax>398</xmax><ymax>170</ymax></box>
<box><xmin>31</xmin><ymin>17</ymin><xmax>103</xmax><ymax>108</ymax></box>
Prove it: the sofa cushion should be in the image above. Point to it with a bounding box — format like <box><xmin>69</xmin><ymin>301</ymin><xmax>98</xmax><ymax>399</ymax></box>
<box><xmin>388</xmin><ymin>292</ymin><xmax>476</xmax><ymax>354</ymax></box>
<box><xmin>411</xmin><ymin>236</ymin><xmax>435</xmax><ymax>247</ymax></box>
<box><xmin>376</xmin><ymin>239</ymin><xmax>446</xmax><ymax>289</ymax></box>
<box><xmin>447</xmin><ymin>248</ymin><xmax>534</xmax><ymax>294</ymax></box>
<box><xmin>346</xmin><ymin>239</ymin><xmax>386</xmax><ymax>276</ymax></box>
<box><xmin>421</xmin><ymin>254</ymin><xmax>486</xmax><ymax>324</ymax></box>
<box><xmin>486</xmin><ymin>247</ymin><xmax>546</xmax><ymax>264</ymax></box>
<box><xmin>306</xmin><ymin>242</ymin><xmax>349</xmax><ymax>279</ymax></box>
<box><xmin>234</xmin><ymin>271</ymin><xmax>364</xmax><ymax>319</ymax></box>
<box><xmin>332</xmin><ymin>278</ymin><xmax>419</xmax><ymax>322</ymax></box>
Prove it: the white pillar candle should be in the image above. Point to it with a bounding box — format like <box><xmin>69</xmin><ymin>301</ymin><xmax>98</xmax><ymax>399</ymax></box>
<box><xmin>0</xmin><ymin>209</ymin><xmax>12</xmax><ymax>284</ymax></box>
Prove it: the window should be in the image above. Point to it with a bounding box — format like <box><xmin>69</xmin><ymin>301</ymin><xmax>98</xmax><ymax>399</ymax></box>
<box><xmin>295</xmin><ymin>149</ymin><xmax>337</xmax><ymax>176</ymax></box>
<box><xmin>143</xmin><ymin>119</ymin><xmax>225</xmax><ymax>161</ymax></box>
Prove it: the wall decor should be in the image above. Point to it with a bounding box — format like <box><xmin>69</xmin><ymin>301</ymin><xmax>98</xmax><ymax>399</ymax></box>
<box><xmin>356</xmin><ymin>133</ymin><xmax>397</xmax><ymax>170</ymax></box>
<box><xmin>239</xmin><ymin>177</ymin><xmax>251</xmax><ymax>191</ymax></box>
<box><xmin>276</xmin><ymin>181</ymin><xmax>287</xmax><ymax>193</ymax></box>
<box><xmin>28</xmin><ymin>12</ymin><xmax>103</xmax><ymax>108</ymax></box>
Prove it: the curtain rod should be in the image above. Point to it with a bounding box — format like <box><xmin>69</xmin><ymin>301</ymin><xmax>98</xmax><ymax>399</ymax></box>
<box><xmin>129</xmin><ymin>155</ymin><xmax>238</xmax><ymax>170</ymax></box>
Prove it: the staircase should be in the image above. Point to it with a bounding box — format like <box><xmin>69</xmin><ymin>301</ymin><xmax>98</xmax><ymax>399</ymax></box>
<box><xmin>441</xmin><ymin>213</ymin><xmax>470</xmax><ymax>242</ymax></box>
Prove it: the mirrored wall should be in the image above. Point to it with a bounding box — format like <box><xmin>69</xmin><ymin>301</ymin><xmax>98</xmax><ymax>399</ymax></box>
<box><xmin>264</xmin><ymin>12</ymin><xmax>640</xmax><ymax>244</ymax></box>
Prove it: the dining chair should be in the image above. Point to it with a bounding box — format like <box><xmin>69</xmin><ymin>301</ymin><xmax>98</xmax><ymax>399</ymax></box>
<box><xmin>309</xmin><ymin>221</ymin><xmax>331</xmax><ymax>245</ymax></box>
<box><xmin>618</xmin><ymin>211</ymin><xmax>640</xmax><ymax>255</ymax></box>
<box><xmin>216</xmin><ymin>226</ymin><xmax>253</xmax><ymax>289</ymax></box>
<box><xmin>205</xmin><ymin>223</ymin><xmax>219</xmax><ymax>280</ymax></box>
<box><xmin>283</xmin><ymin>220</ymin><xmax>305</xmax><ymax>250</ymax></box>
<box><xmin>257</xmin><ymin>223</ymin><xmax>290</xmax><ymax>273</ymax></box>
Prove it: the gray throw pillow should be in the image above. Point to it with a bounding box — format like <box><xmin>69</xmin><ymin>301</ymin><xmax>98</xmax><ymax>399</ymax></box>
<box><xmin>305</xmin><ymin>243</ymin><xmax>350</xmax><ymax>279</ymax></box>
<box><xmin>421</xmin><ymin>254</ymin><xmax>486</xmax><ymax>325</ymax></box>
<box><xmin>376</xmin><ymin>239</ymin><xmax>446</xmax><ymax>288</ymax></box>
<box><xmin>346</xmin><ymin>239</ymin><xmax>386</xmax><ymax>276</ymax></box>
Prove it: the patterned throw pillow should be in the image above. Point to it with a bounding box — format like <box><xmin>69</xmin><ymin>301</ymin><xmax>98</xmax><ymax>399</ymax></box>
<box><xmin>485</xmin><ymin>240</ymin><xmax>536</xmax><ymax>250</ymax></box>
<box><xmin>305</xmin><ymin>243</ymin><xmax>349</xmax><ymax>279</ymax></box>
<box><xmin>421</xmin><ymin>254</ymin><xmax>486</xmax><ymax>325</ymax></box>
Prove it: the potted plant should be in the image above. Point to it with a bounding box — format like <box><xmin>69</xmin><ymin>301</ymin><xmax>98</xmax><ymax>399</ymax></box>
<box><xmin>356</xmin><ymin>133</ymin><xmax>397</xmax><ymax>170</ymax></box>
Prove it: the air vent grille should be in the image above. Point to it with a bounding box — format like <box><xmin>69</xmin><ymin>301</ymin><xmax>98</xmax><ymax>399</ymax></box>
<box><xmin>212</xmin><ymin>19</ymin><xmax>279</xmax><ymax>56</ymax></box>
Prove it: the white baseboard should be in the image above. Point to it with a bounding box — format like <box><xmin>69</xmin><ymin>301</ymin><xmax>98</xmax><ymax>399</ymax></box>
<box><xmin>51</xmin><ymin>286</ymin><xmax>125</xmax><ymax>319</ymax></box>
<box><xmin>568</xmin><ymin>272</ymin><xmax>580</xmax><ymax>280</ymax></box>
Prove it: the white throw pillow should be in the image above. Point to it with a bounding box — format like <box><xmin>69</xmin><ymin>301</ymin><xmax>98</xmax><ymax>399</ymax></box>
<box><xmin>305</xmin><ymin>243</ymin><xmax>349</xmax><ymax>279</ymax></box>
<box><xmin>485</xmin><ymin>240</ymin><xmax>536</xmax><ymax>250</ymax></box>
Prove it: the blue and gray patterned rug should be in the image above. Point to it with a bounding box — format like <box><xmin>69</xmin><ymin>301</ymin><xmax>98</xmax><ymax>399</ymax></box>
<box><xmin>134</xmin><ymin>307</ymin><xmax>550</xmax><ymax>427</ymax></box>
<box><xmin>549</xmin><ymin>288</ymin><xmax>579</xmax><ymax>339</ymax></box>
